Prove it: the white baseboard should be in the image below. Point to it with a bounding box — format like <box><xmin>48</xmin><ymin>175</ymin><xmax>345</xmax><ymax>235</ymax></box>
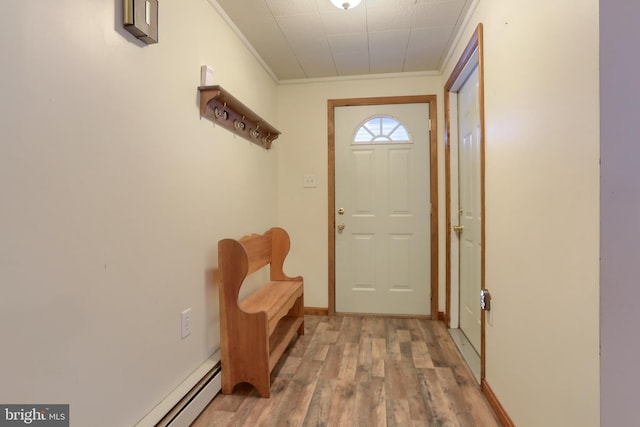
<box><xmin>165</xmin><ymin>368</ymin><xmax>221</xmax><ymax>427</ymax></box>
<box><xmin>135</xmin><ymin>352</ymin><xmax>221</xmax><ymax>427</ymax></box>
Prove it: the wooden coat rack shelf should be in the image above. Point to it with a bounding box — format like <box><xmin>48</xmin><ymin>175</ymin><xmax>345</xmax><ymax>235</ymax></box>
<box><xmin>198</xmin><ymin>85</ymin><xmax>281</xmax><ymax>149</ymax></box>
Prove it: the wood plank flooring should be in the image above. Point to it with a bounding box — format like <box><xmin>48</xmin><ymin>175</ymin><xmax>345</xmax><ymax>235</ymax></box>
<box><xmin>192</xmin><ymin>316</ymin><xmax>501</xmax><ymax>427</ymax></box>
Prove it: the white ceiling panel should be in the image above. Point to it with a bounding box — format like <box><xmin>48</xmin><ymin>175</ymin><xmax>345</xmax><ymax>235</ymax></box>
<box><xmin>413</xmin><ymin>0</ymin><xmax>468</xmax><ymax>28</ymax></box>
<box><xmin>213</xmin><ymin>0</ymin><xmax>473</xmax><ymax>81</ymax></box>
<box><xmin>367</xmin><ymin>0</ymin><xmax>415</xmax><ymax>8</ymax></box>
<box><xmin>320</xmin><ymin>9</ymin><xmax>367</xmax><ymax>35</ymax></box>
<box><xmin>289</xmin><ymin>38</ymin><xmax>333</xmax><ymax>57</ymax></box>
<box><xmin>297</xmin><ymin>53</ymin><xmax>338</xmax><ymax>78</ymax></box>
<box><xmin>327</xmin><ymin>32</ymin><xmax>368</xmax><ymax>53</ymax></box>
<box><xmin>407</xmin><ymin>26</ymin><xmax>455</xmax><ymax>52</ymax></box>
<box><xmin>329</xmin><ymin>33</ymin><xmax>369</xmax><ymax>75</ymax></box>
<box><xmin>370</xmin><ymin>60</ymin><xmax>405</xmax><ymax>75</ymax></box>
<box><xmin>404</xmin><ymin>57</ymin><xmax>441</xmax><ymax>72</ymax></box>
<box><xmin>366</xmin><ymin>4</ymin><xmax>415</xmax><ymax>32</ymax></box>
<box><xmin>276</xmin><ymin>14</ymin><xmax>325</xmax><ymax>37</ymax></box>
<box><xmin>369</xmin><ymin>31</ymin><xmax>409</xmax><ymax>74</ymax></box>
<box><xmin>369</xmin><ymin>29</ymin><xmax>411</xmax><ymax>52</ymax></box>
<box><xmin>333</xmin><ymin>50</ymin><xmax>371</xmax><ymax>75</ymax></box>
<box><xmin>415</xmin><ymin>0</ymin><xmax>465</xmax><ymax>4</ymax></box>
<box><xmin>263</xmin><ymin>52</ymin><xmax>306</xmax><ymax>80</ymax></box>
<box><xmin>236</xmin><ymin>15</ymin><xmax>286</xmax><ymax>43</ymax></box>
<box><xmin>216</xmin><ymin>0</ymin><xmax>272</xmax><ymax>17</ymax></box>
<box><xmin>265</xmin><ymin>0</ymin><xmax>319</xmax><ymax>17</ymax></box>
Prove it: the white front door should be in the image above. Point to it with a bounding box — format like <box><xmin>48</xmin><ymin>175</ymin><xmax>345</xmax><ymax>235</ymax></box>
<box><xmin>335</xmin><ymin>103</ymin><xmax>431</xmax><ymax>315</ymax></box>
<box><xmin>458</xmin><ymin>65</ymin><xmax>482</xmax><ymax>353</ymax></box>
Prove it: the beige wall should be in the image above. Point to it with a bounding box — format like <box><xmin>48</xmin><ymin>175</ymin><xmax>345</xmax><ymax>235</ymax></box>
<box><xmin>0</xmin><ymin>1</ymin><xmax>278</xmax><ymax>425</ymax></box>
<box><xmin>442</xmin><ymin>1</ymin><xmax>600</xmax><ymax>426</ymax></box>
<box><xmin>276</xmin><ymin>75</ymin><xmax>446</xmax><ymax>310</ymax></box>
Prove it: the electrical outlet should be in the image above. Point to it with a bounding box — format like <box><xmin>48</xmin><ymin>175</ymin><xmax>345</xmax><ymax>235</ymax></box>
<box><xmin>181</xmin><ymin>308</ymin><xmax>192</xmax><ymax>339</ymax></box>
<box><xmin>303</xmin><ymin>174</ymin><xmax>317</xmax><ymax>188</ymax></box>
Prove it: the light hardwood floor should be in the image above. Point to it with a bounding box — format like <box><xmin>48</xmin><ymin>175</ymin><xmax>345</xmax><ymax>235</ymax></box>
<box><xmin>193</xmin><ymin>315</ymin><xmax>501</xmax><ymax>427</ymax></box>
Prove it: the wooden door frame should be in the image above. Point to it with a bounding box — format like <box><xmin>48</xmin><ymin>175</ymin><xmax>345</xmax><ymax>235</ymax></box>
<box><xmin>327</xmin><ymin>95</ymin><xmax>439</xmax><ymax>319</ymax></box>
<box><xmin>444</xmin><ymin>24</ymin><xmax>486</xmax><ymax>379</ymax></box>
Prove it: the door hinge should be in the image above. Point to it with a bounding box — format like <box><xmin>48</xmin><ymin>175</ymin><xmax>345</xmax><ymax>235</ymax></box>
<box><xmin>428</xmin><ymin>119</ymin><xmax>432</xmax><ymax>131</ymax></box>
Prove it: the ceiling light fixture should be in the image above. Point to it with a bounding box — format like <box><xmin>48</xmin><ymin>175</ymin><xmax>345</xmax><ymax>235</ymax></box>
<box><xmin>330</xmin><ymin>0</ymin><xmax>362</xmax><ymax>10</ymax></box>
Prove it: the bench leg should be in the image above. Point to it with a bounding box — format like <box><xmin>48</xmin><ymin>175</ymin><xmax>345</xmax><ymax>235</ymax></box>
<box><xmin>292</xmin><ymin>296</ymin><xmax>304</xmax><ymax>336</ymax></box>
<box><xmin>254</xmin><ymin>374</ymin><xmax>272</xmax><ymax>398</ymax></box>
<box><xmin>221</xmin><ymin>374</ymin><xmax>236</xmax><ymax>395</ymax></box>
<box><xmin>221</xmin><ymin>361</ymin><xmax>272</xmax><ymax>398</ymax></box>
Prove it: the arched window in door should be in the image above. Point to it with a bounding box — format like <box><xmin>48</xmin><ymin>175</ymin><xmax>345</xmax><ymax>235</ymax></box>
<box><xmin>353</xmin><ymin>115</ymin><xmax>412</xmax><ymax>144</ymax></box>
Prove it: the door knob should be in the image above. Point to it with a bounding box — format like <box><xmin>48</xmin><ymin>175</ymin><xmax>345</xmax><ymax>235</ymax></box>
<box><xmin>337</xmin><ymin>223</ymin><xmax>345</xmax><ymax>232</ymax></box>
<box><xmin>453</xmin><ymin>225</ymin><xmax>464</xmax><ymax>233</ymax></box>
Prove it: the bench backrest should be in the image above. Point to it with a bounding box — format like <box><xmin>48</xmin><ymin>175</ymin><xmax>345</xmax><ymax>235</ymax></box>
<box><xmin>218</xmin><ymin>227</ymin><xmax>293</xmax><ymax>302</ymax></box>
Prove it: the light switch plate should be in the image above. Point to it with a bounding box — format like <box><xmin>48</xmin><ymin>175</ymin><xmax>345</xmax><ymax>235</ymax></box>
<box><xmin>200</xmin><ymin>65</ymin><xmax>214</xmax><ymax>86</ymax></box>
<box><xmin>181</xmin><ymin>308</ymin><xmax>192</xmax><ymax>339</ymax></box>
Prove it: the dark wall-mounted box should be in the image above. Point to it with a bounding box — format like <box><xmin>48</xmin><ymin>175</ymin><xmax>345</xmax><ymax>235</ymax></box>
<box><xmin>123</xmin><ymin>0</ymin><xmax>158</xmax><ymax>44</ymax></box>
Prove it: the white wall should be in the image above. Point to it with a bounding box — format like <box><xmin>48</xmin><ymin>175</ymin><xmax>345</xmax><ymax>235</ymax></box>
<box><xmin>600</xmin><ymin>1</ymin><xmax>640</xmax><ymax>425</ymax></box>
<box><xmin>276</xmin><ymin>75</ymin><xmax>445</xmax><ymax>310</ymax></box>
<box><xmin>0</xmin><ymin>1</ymin><xmax>278</xmax><ymax>425</ymax></box>
<box><xmin>442</xmin><ymin>1</ymin><xmax>600</xmax><ymax>426</ymax></box>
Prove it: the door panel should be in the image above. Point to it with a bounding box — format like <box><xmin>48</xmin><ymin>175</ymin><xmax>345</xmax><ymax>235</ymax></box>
<box><xmin>335</xmin><ymin>103</ymin><xmax>430</xmax><ymax>315</ymax></box>
<box><xmin>389</xmin><ymin>148</ymin><xmax>412</xmax><ymax>212</ymax></box>
<box><xmin>353</xmin><ymin>150</ymin><xmax>375</xmax><ymax>212</ymax></box>
<box><xmin>458</xmin><ymin>65</ymin><xmax>482</xmax><ymax>352</ymax></box>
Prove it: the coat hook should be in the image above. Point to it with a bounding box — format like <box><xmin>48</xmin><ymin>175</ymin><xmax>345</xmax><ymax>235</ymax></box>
<box><xmin>214</xmin><ymin>102</ymin><xmax>228</xmax><ymax>120</ymax></box>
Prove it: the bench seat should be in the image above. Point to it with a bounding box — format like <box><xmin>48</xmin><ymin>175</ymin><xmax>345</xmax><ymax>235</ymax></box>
<box><xmin>240</xmin><ymin>280</ymin><xmax>303</xmax><ymax>336</ymax></box>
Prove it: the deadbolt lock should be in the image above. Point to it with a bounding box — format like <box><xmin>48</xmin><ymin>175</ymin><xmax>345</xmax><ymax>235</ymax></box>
<box><xmin>338</xmin><ymin>208</ymin><xmax>345</xmax><ymax>215</ymax></box>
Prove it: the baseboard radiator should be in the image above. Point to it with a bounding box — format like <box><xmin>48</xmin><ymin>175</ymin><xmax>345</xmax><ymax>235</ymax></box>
<box><xmin>135</xmin><ymin>353</ymin><xmax>221</xmax><ymax>427</ymax></box>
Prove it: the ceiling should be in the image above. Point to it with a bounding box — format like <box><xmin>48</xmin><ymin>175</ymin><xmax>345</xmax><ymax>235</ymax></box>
<box><xmin>213</xmin><ymin>0</ymin><xmax>473</xmax><ymax>81</ymax></box>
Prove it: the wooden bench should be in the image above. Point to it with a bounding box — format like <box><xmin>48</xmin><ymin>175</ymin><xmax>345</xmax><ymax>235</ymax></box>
<box><xmin>217</xmin><ymin>227</ymin><xmax>304</xmax><ymax>398</ymax></box>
